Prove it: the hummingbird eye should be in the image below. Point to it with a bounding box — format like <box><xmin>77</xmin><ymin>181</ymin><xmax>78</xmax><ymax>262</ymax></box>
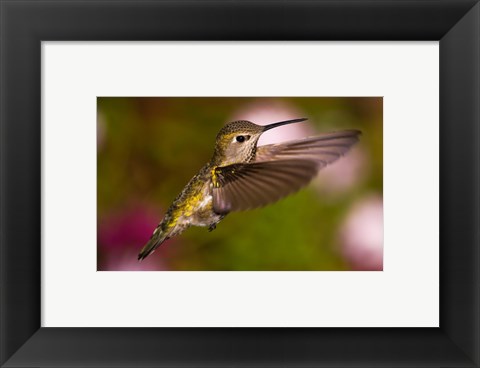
<box><xmin>236</xmin><ymin>135</ymin><xmax>246</xmax><ymax>143</ymax></box>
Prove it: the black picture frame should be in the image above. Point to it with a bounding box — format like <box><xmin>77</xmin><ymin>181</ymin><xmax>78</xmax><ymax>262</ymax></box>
<box><xmin>1</xmin><ymin>1</ymin><xmax>479</xmax><ymax>367</ymax></box>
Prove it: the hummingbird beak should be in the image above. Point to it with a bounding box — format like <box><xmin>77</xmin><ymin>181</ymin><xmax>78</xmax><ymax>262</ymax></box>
<box><xmin>262</xmin><ymin>118</ymin><xmax>308</xmax><ymax>132</ymax></box>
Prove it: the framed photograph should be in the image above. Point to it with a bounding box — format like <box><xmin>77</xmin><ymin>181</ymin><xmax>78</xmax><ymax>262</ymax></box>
<box><xmin>1</xmin><ymin>1</ymin><xmax>479</xmax><ymax>367</ymax></box>
<box><xmin>96</xmin><ymin>96</ymin><xmax>382</xmax><ymax>272</ymax></box>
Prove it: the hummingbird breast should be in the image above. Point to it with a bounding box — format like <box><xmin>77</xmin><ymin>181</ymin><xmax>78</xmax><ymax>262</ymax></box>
<box><xmin>162</xmin><ymin>164</ymin><xmax>223</xmax><ymax>234</ymax></box>
<box><xmin>187</xmin><ymin>189</ymin><xmax>218</xmax><ymax>227</ymax></box>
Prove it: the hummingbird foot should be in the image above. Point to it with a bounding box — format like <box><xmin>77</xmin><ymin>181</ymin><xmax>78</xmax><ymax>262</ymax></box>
<box><xmin>208</xmin><ymin>224</ymin><xmax>217</xmax><ymax>232</ymax></box>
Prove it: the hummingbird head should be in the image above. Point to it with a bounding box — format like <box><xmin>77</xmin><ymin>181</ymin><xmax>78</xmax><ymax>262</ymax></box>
<box><xmin>211</xmin><ymin>118</ymin><xmax>307</xmax><ymax>166</ymax></box>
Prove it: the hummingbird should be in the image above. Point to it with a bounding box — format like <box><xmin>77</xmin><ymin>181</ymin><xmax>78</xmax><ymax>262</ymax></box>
<box><xmin>138</xmin><ymin>118</ymin><xmax>361</xmax><ymax>260</ymax></box>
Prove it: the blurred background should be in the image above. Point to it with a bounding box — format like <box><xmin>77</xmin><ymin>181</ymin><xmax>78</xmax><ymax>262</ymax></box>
<box><xmin>97</xmin><ymin>97</ymin><xmax>383</xmax><ymax>271</ymax></box>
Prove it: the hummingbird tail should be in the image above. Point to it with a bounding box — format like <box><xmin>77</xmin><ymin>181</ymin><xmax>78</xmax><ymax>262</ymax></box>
<box><xmin>138</xmin><ymin>226</ymin><xmax>169</xmax><ymax>261</ymax></box>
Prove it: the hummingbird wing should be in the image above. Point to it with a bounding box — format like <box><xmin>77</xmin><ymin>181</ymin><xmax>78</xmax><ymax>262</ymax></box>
<box><xmin>255</xmin><ymin>130</ymin><xmax>361</xmax><ymax>168</ymax></box>
<box><xmin>212</xmin><ymin>159</ymin><xmax>318</xmax><ymax>213</ymax></box>
<box><xmin>212</xmin><ymin>130</ymin><xmax>361</xmax><ymax>213</ymax></box>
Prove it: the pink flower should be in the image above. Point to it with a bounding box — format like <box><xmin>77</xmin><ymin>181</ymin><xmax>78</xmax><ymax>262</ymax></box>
<box><xmin>100</xmin><ymin>250</ymin><xmax>170</xmax><ymax>271</ymax></box>
<box><xmin>339</xmin><ymin>195</ymin><xmax>383</xmax><ymax>270</ymax></box>
<box><xmin>98</xmin><ymin>205</ymin><xmax>160</xmax><ymax>251</ymax></box>
<box><xmin>97</xmin><ymin>204</ymin><xmax>174</xmax><ymax>271</ymax></box>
